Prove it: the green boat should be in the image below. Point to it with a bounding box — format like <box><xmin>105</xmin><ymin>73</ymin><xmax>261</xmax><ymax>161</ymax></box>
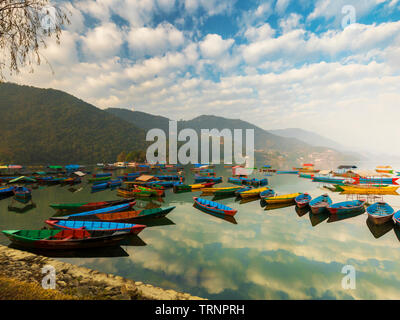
<box><xmin>88</xmin><ymin>176</ymin><xmax>111</xmax><ymax>183</ymax></box>
<box><xmin>49</xmin><ymin>198</ymin><xmax>135</xmax><ymax>212</ymax></box>
<box><xmin>173</xmin><ymin>184</ymin><xmax>192</xmax><ymax>192</ymax></box>
<box><xmin>213</xmin><ymin>186</ymin><xmax>242</xmax><ymax>197</ymax></box>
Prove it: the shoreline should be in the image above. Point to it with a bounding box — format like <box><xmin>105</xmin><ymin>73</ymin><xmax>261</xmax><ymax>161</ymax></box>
<box><xmin>0</xmin><ymin>245</ymin><xmax>205</xmax><ymax>300</ymax></box>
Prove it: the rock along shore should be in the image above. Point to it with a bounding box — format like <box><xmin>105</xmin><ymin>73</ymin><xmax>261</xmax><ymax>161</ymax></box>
<box><xmin>0</xmin><ymin>245</ymin><xmax>205</xmax><ymax>300</ymax></box>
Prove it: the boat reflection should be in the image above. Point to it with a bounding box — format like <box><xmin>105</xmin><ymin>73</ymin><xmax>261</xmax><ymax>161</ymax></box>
<box><xmin>133</xmin><ymin>217</ymin><xmax>175</xmax><ymax>228</ymax></box>
<box><xmin>308</xmin><ymin>211</ymin><xmax>330</xmax><ymax>227</ymax></box>
<box><xmin>8</xmin><ymin>203</ymin><xmax>37</xmax><ymax>213</ymax></box>
<box><xmin>327</xmin><ymin>209</ymin><xmax>365</xmax><ymax>224</ymax></box>
<box><xmin>366</xmin><ymin>218</ymin><xmax>394</xmax><ymax>239</ymax></box>
<box><xmin>192</xmin><ymin>207</ymin><xmax>238</xmax><ymax>225</ymax></box>
<box><xmin>212</xmin><ymin>194</ymin><xmax>236</xmax><ymax>201</ymax></box>
<box><xmin>8</xmin><ymin>244</ymin><xmax>130</xmax><ymax>258</ymax></box>
<box><xmin>120</xmin><ymin>234</ymin><xmax>147</xmax><ymax>246</ymax></box>
<box><xmin>264</xmin><ymin>202</ymin><xmax>295</xmax><ymax>211</ymax></box>
<box><xmin>239</xmin><ymin>197</ymin><xmax>260</xmax><ymax>205</ymax></box>
<box><xmin>295</xmin><ymin>206</ymin><xmax>310</xmax><ymax>217</ymax></box>
<box><xmin>393</xmin><ymin>225</ymin><xmax>400</xmax><ymax>242</ymax></box>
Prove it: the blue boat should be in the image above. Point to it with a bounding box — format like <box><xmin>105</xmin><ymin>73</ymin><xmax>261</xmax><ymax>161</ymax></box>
<box><xmin>154</xmin><ymin>175</ymin><xmax>182</xmax><ymax>181</ymax></box>
<box><xmin>327</xmin><ymin>200</ymin><xmax>365</xmax><ymax>215</ymax></box>
<box><xmin>276</xmin><ymin>170</ymin><xmax>299</xmax><ymax>174</ymax></box>
<box><xmin>234</xmin><ymin>186</ymin><xmax>252</xmax><ymax>196</ymax></box>
<box><xmin>251</xmin><ymin>178</ymin><xmax>268</xmax><ymax>187</ymax></box>
<box><xmin>393</xmin><ymin>211</ymin><xmax>400</xmax><ymax>226</ymax></box>
<box><xmin>46</xmin><ymin>220</ymin><xmax>146</xmax><ymax>234</ymax></box>
<box><xmin>91</xmin><ymin>182</ymin><xmax>108</xmax><ymax>191</ymax></box>
<box><xmin>309</xmin><ymin>194</ymin><xmax>332</xmax><ymax>214</ymax></box>
<box><xmin>295</xmin><ymin>193</ymin><xmax>312</xmax><ymax>208</ymax></box>
<box><xmin>146</xmin><ymin>180</ymin><xmax>182</xmax><ymax>188</ymax></box>
<box><xmin>93</xmin><ymin>173</ymin><xmax>112</xmax><ymax>178</ymax></box>
<box><xmin>108</xmin><ymin>179</ymin><xmax>122</xmax><ymax>187</ymax></box>
<box><xmin>312</xmin><ymin>176</ymin><xmax>345</xmax><ymax>184</ymax></box>
<box><xmin>228</xmin><ymin>177</ymin><xmax>244</xmax><ymax>185</ymax></box>
<box><xmin>260</xmin><ymin>189</ymin><xmax>275</xmax><ymax>199</ymax></box>
<box><xmin>367</xmin><ymin>202</ymin><xmax>395</xmax><ymax>225</ymax></box>
<box><xmin>194</xmin><ymin>176</ymin><xmax>222</xmax><ymax>183</ymax></box>
<box><xmin>193</xmin><ymin>197</ymin><xmax>237</xmax><ymax>216</ymax></box>
<box><xmin>60</xmin><ymin>202</ymin><xmax>135</xmax><ymax>218</ymax></box>
<box><xmin>0</xmin><ymin>186</ymin><xmax>15</xmax><ymax>198</ymax></box>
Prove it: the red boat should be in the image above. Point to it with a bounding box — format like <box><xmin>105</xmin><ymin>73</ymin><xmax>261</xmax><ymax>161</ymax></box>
<box><xmin>2</xmin><ymin>229</ymin><xmax>132</xmax><ymax>250</ymax></box>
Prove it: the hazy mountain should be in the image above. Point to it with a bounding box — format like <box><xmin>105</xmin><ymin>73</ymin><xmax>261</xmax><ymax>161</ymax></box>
<box><xmin>106</xmin><ymin>110</ymin><xmax>358</xmax><ymax>164</ymax></box>
<box><xmin>0</xmin><ymin>83</ymin><xmax>147</xmax><ymax>164</ymax></box>
<box><xmin>269</xmin><ymin>128</ymin><xmax>345</xmax><ymax>150</ymax></box>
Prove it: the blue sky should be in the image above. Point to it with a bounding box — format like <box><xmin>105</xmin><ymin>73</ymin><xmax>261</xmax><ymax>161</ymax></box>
<box><xmin>8</xmin><ymin>0</ymin><xmax>400</xmax><ymax>155</ymax></box>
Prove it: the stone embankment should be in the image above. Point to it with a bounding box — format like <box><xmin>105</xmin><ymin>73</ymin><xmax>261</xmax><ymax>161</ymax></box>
<box><xmin>0</xmin><ymin>245</ymin><xmax>204</xmax><ymax>300</ymax></box>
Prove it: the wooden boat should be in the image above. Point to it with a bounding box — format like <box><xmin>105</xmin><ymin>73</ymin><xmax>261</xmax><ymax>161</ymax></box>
<box><xmin>376</xmin><ymin>166</ymin><xmax>393</xmax><ymax>174</ymax></box>
<box><xmin>193</xmin><ymin>197</ymin><xmax>237</xmax><ymax>216</ymax></box>
<box><xmin>295</xmin><ymin>193</ymin><xmax>312</xmax><ymax>208</ymax></box>
<box><xmin>393</xmin><ymin>211</ymin><xmax>400</xmax><ymax>227</ymax></box>
<box><xmin>299</xmin><ymin>173</ymin><xmax>314</xmax><ymax>179</ymax></box>
<box><xmin>0</xmin><ymin>186</ymin><xmax>15</xmax><ymax>197</ymax></box>
<box><xmin>327</xmin><ymin>200</ymin><xmax>365</xmax><ymax>215</ymax></box>
<box><xmin>194</xmin><ymin>176</ymin><xmax>222</xmax><ymax>183</ymax></box>
<box><xmin>367</xmin><ymin>202</ymin><xmax>395</xmax><ymax>225</ymax></box>
<box><xmin>239</xmin><ymin>186</ymin><xmax>271</xmax><ymax>199</ymax></box>
<box><xmin>51</xmin><ymin>206</ymin><xmax>176</xmax><ymax>223</ymax></box>
<box><xmin>262</xmin><ymin>193</ymin><xmax>302</xmax><ymax>205</ymax></box>
<box><xmin>2</xmin><ymin>229</ymin><xmax>131</xmax><ymax>250</ymax></box>
<box><xmin>135</xmin><ymin>186</ymin><xmax>164</xmax><ymax>197</ymax></box>
<box><xmin>276</xmin><ymin>170</ymin><xmax>299</xmax><ymax>174</ymax></box>
<box><xmin>88</xmin><ymin>176</ymin><xmax>111</xmax><ymax>183</ymax></box>
<box><xmin>191</xmin><ymin>182</ymin><xmax>215</xmax><ymax>189</ymax></box>
<box><xmin>50</xmin><ymin>198</ymin><xmax>136</xmax><ymax>212</ymax></box>
<box><xmin>108</xmin><ymin>179</ymin><xmax>122</xmax><ymax>187</ymax></box>
<box><xmin>13</xmin><ymin>186</ymin><xmax>32</xmax><ymax>201</ymax></box>
<box><xmin>309</xmin><ymin>194</ymin><xmax>332</xmax><ymax>214</ymax></box>
<box><xmin>250</xmin><ymin>178</ymin><xmax>268</xmax><ymax>187</ymax></box>
<box><xmin>45</xmin><ymin>220</ymin><xmax>146</xmax><ymax>234</ymax></box>
<box><xmin>234</xmin><ymin>186</ymin><xmax>252</xmax><ymax>196</ymax></box>
<box><xmin>91</xmin><ymin>182</ymin><xmax>108</xmax><ymax>191</ymax></box>
<box><xmin>312</xmin><ymin>176</ymin><xmax>345</xmax><ymax>184</ymax></box>
<box><xmin>201</xmin><ymin>186</ymin><xmax>241</xmax><ymax>195</ymax></box>
<box><xmin>213</xmin><ymin>186</ymin><xmax>243</xmax><ymax>197</ymax></box>
<box><xmin>93</xmin><ymin>173</ymin><xmax>112</xmax><ymax>178</ymax></box>
<box><xmin>352</xmin><ymin>177</ymin><xmax>398</xmax><ymax>185</ymax></box>
<box><xmin>340</xmin><ymin>185</ymin><xmax>399</xmax><ymax>195</ymax></box>
<box><xmin>259</xmin><ymin>189</ymin><xmax>275</xmax><ymax>199</ymax></box>
<box><xmin>63</xmin><ymin>202</ymin><xmax>136</xmax><ymax>218</ymax></box>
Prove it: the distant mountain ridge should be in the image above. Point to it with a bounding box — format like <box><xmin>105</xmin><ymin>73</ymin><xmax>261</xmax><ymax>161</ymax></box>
<box><xmin>0</xmin><ymin>83</ymin><xmax>148</xmax><ymax>164</ymax></box>
<box><xmin>106</xmin><ymin>108</ymin><xmax>358</xmax><ymax>164</ymax></box>
<box><xmin>269</xmin><ymin>128</ymin><xmax>345</xmax><ymax>150</ymax></box>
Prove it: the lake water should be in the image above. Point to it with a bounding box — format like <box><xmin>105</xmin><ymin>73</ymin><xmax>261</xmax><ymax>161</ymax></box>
<box><xmin>1</xmin><ymin>164</ymin><xmax>400</xmax><ymax>300</ymax></box>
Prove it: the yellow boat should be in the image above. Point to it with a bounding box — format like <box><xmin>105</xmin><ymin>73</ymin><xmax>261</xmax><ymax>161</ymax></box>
<box><xmin>201</xmin><ymin>186</ymin><xmax>239</xmax><ymax>194</ymax></box>
<box><xmin>263</xmin><ymin>193</ymin><xmax>302</xmax><ymax>204</ymax></box>
<box><xmin>239</xmin><ymin>187</ymin><xmax>270</xmax><ymax>199</ymax></box>
<box><xmin>190</xmin><ymin>183</ymin><xmax>209</xmax><ymax>190</ymax></box>
<box><xmin>340</xmin><ymin>185</ymin><xmax>399</xmax><ymax>195</ymax></box>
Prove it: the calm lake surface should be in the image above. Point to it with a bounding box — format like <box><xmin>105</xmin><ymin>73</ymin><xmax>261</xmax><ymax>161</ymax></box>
<box><xmin>1</xmin><ymin>163</ymin><xmax>400</xmax><ymax>300</ymax></box>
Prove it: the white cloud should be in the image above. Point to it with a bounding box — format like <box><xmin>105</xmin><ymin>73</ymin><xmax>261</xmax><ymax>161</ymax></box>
<box><xmin>275</xmin><ymin>0</ymin><xmax>291</xmax><ymax>15</ymax></box>
<box><xmin>127</xmin><ymin>23</ymin><xmax>185</xmax><ymax>57</ymax></box>
<box><xmin>81</xmin><ymin>23</ymin><xmax>124</xmax><ymax>59</ymax></box>
<box><xmin>199</xmin><ymin>34</ymin><xmax>234</xmax><ymax>59</ymax></box>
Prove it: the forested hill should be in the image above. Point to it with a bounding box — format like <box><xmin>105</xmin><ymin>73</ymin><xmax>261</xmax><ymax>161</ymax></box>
<box><xmin>0</xmin><ymin>83</ymin><xmax>147</xmax><ymax>164</ymax></box>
